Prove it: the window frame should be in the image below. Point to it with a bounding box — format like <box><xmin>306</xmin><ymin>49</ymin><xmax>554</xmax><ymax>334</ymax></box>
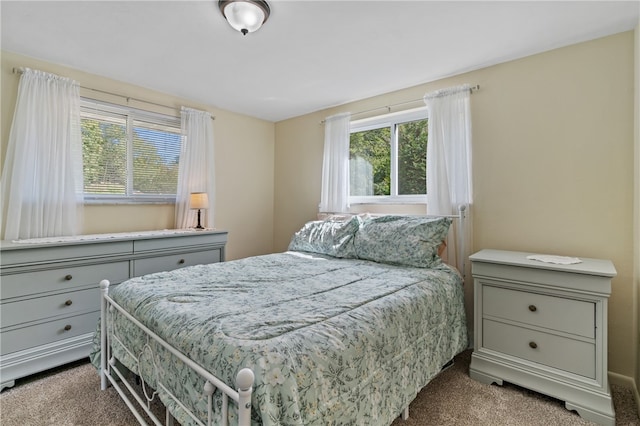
<box><xmin>80</xmin><ymin>99</ymin><xmax>182</xmax><ymax>205</ymax></box>
<box><xmin>349</xmin><ymin>107</ymin><xmax>428</xmax><ymax>205</ymax></box>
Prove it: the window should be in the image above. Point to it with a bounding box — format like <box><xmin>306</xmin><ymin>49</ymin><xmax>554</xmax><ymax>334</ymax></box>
<box><xmin>80</xmin><ymin>100</ymin><xmax>181</xmax><ymax>203</ymax></box>
<box><xmin>349</xmin><ymin>108</ymin><xmax>428</xmax><ymax>204</ymax></box>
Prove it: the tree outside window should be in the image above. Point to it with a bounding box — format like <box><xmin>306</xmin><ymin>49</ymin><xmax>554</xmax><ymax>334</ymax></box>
<box><xmin>349</xmin><ymin>108</ymin><xmax>427</xmax><ymax>203</ymax></box>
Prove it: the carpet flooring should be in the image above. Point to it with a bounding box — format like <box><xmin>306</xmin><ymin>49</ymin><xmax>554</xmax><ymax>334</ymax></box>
<box><xmin>1</xmin><ymin>350</ymin><xmax>638</xmax><ymax>425</ymax></box>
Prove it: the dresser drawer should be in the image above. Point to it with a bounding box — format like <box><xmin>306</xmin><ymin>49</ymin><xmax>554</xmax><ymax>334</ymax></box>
<box><xmin>483</xmin><ymin>285</ymin><xmax>595</xmax><ymax>338</ymax></box>
<box><xmin>1</xmin><ymin>288</ymin><xmax>98</xmax><ymax>328</ymax></box>
<box><xmin>1</xmin><ymin>311</ymin><xmax>99</xmax><ymax>356</ymax></box>
<box><xmin>483</xmin><ymin>319</ymin><xmax>595</xmax><ymax>378</ymax></box>
<box><xmin>0</xmin><ymin>261</ymin><xmax>130</xmax><ymax>300</ymax></box>
<box><xmin>133</xmin><ymin>249</ymin><xmax>221</xmax><ymax>277</ymax></box>
<box><xmin>133</xmin><ymin>233</ymin><xmax>227</xmax><ymax>253</ymax></box>
<box><xmin>0</xmin><ymin>240</ymin><xmax>132</xmax><ymax>266</ymax></box>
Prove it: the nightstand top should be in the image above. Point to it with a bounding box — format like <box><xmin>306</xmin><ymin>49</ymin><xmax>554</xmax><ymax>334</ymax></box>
<box><xmin>469</xmin><ymin>249</ymin><xmax>617</xmax><ymax>278</ymax></box>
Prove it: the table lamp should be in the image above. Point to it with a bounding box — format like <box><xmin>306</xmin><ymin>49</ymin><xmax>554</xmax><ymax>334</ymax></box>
<box><xmin>189</xmin><ymin>192</ymin><xmax>208</xmax><ymax>230</ymax></box>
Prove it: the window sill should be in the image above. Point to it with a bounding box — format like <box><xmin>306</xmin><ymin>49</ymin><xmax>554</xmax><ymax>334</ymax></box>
<box><xmin>83</xmin><ymin>197</ymin><xmax>176</xmax><ymax>206</ymax></box>
<box><xmin>349</xmin><ymin>195</ymin><xmax>427</xmax><ymax>205</ymax></box>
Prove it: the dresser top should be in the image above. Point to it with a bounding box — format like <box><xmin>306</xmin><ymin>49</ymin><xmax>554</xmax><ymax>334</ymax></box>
<box><xmin>0</xmin><ymin>229</ymin><xmax>227</xmax><ymax>252</ymax></box>
<box><xmin>469</xmin><ymin>249</ymin><xmax>617</xmax><ymax>278</ymax></box>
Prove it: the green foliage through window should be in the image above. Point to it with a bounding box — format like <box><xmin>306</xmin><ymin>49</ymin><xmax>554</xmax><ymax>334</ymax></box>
<box><xmin>349</xmin><ymin>110</ymin><xmax>427</xmax><ymax>201</ymax></box>
<box><xmin>397</xmin><ymin>120</ymin><xmax>427</xmax><ymax>195</ymax></box>
<box><xmin>350</xmin><ymin>127</ymin><xmax>390</xmax><ymax>196</ymax></box>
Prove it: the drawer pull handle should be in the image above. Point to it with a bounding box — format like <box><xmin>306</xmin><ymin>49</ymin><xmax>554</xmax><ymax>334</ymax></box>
<box><xmin>528</xmin><ymin>305</ymin><xmax>537</xmax><ymax>312</ymax></box>
<box><xmin>178</xmin><ymin>259</ymin><xmax>185</xmax><ymax>264</ymax></box>
<box><xmin>64</xmin><ymin>274</ymin><xmax>73</xmax><ymax>281</ymax></box>
<box><xmin>63</xmin><ymin>324</ymin><xmax>72</xmax><ymax>331</ymax></box>
<box><xmin>529</xmin><ymin>341</ymin><xmax>538</xmax><ymax>349</ymax></box>
<box><xmin>64</xmin><ymin>300</ymin><xmax>73</xmax><ymax>306</ymax></box>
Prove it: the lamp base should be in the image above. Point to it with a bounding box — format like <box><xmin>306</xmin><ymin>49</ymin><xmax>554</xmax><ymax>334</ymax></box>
<box><xmin>195</xmin><ymin>208</ymin><xmax>204</xmax><ymax>230</ymax></box>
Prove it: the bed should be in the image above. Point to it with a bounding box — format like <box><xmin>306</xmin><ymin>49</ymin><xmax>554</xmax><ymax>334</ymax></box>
<box><xmin>92</xmin><ymin>211</ymin><xmax>469</xmax><ymax>425</ymax></box>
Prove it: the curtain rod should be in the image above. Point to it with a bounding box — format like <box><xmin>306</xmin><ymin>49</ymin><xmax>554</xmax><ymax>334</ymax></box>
<box><xmin>320</xmin><ymin>84</ymin><xmax>479</xmax><ymax>124</ymax></box>
<box><xmin>12</xmin><ymin>67</ymin><xmax>215</xmax><ymax>120</ymax></box>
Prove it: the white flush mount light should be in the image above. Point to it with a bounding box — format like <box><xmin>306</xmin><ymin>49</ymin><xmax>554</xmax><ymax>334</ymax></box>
<box><xmin>219</xmin><ymin>0</ymin><xmax>270</xmax><ymax>35</ymax></box>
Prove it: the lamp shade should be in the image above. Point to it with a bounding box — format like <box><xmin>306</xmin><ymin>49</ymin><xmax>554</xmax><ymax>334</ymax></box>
<box><xmin>219</xmin><ymin>0</ymin><xmax>270</xmax><ymax>35</ymax></box>
<box><xmin>190</xmin><ymin>192</ymin><xmax>209</xmax><ymax>210</ymax></box>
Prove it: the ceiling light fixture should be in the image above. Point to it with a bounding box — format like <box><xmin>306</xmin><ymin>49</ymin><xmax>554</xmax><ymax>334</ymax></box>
<box><xmin>218</xmin><ymin>0</ymin><xmax>270</xmax><ymax>36</ymax></box>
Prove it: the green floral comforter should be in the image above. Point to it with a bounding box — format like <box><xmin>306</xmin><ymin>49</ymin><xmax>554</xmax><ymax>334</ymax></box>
<box><xmin>92</xmin><ymin>251</ymin><xmax>467</xmax><ymax>425</ymax></box>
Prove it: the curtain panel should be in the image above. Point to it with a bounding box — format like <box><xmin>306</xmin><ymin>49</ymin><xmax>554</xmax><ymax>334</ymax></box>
<box><xmin>175</xmin><ymin>107</ymin><xmax>215</xmax><ymax>229</ymax></box>
<box><xmin>424</xmin><ymin>84</ymin><xmax>473</xmax><ymax>273</ymax></box>
<box><xmin>1</xmin><ymin>68</ymin><xmax>84</xmax><ymax>240</ymax></box>
<box><xmin>319</xmin><ymin>112</ymin><xmax>351</xmax><ymax>213</ymax></box>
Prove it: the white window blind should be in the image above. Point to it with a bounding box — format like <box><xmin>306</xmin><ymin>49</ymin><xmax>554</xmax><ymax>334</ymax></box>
<box><xmin>80</xmin><ymin>99</ymin><xmax>181</xmax><ymax>203</ymax></box>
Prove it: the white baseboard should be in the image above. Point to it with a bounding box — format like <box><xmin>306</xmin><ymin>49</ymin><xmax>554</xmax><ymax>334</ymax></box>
<box><xmin>608</xmin><ymin>371</ymin><xmax>640</xmax><ymax>417</ymax></box>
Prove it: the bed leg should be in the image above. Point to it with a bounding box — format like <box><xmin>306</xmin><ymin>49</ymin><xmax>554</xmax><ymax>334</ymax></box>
<box><xmin>100</xmin><ymin>279</ymin><xmax>110</xmax><ymax>391</ymax></box>
<box><xmin>166</xmin><ymin>408</ymin><xmax>175</xmax><ymax>426</ymax></box>
<box><xmin>236</xmin><ymin>368</ymin><xmax>255</xmax><ymax>426</ymax></box>
<box><xmin>402</xmin><ymin>406</ymin><xmax>409</xmax><ymax>420</ymax></box>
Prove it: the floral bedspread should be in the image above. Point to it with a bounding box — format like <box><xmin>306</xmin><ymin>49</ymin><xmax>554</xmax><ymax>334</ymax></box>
<box><xmin>91</xmin><ymin>251</ymin><xmax>467</xmax><ymax>425</ymax></box>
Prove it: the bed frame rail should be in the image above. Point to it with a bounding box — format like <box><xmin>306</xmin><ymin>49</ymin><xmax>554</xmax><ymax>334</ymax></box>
<box><xmin>100</xmin><ymin>280</ymin><xmax>254</xmax><ymax>426</ymax></box>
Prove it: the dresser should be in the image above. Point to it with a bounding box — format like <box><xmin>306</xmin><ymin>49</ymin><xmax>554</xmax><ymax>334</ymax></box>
<box><xmin>469</xmin><ymin>249</ymin><xmax>616</xmax><ymax>426</ymax></box>
<box><xmin>0</xmin><ymin>229</ymin><xmax>228</xmax><ymax>391</ymax></box>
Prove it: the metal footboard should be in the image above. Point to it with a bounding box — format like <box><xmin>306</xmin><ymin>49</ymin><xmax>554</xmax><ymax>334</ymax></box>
<box><xmin>100</xmin><ymin>280</ymin><xmax>254</xmax><ymax>426</ymax></box>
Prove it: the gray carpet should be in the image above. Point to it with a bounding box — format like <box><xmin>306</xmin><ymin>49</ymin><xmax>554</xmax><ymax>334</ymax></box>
<box><xmin>1</xmin><ymin>350</ymin><xmax>638</xmax><ymax>425</ymax></box>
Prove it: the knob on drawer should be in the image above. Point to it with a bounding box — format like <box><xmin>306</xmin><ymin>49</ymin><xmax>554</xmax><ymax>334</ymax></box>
<box><xmin>528</xmin><ymin>305</ymin><xmax>537</xmax><ymax>312</ymax></box>
<box><xmin>178</xmin><ymin>259</ymin><xmax>185</xmax><ymax>264</ymax></box>
<box><xmin>63</xmin><ymin>324</ymin><xmax>72</xmax><ymax>331</ymax></box>
<box><xmin>65</xmin><ymin>300</ymin><xmax>73</xmax><ymax>306</ymax></box>
<box><xmin>529</xmin><ymin>341</ymin><xmax>538</xmax><ymax>349</ymax></box>
<box><xmin>64</xmin><ymin>274</ymin><xmax>73</xmax><ymax>281</ymax></box>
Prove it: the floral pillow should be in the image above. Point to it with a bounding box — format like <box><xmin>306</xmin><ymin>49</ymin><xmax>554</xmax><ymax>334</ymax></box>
<box><xmin>354</xmin><ymin>216</ymin><xmax>452</xmax><ymax>268</ymax></box>
<box><xmin>288</xmin><ymin>215</ymin><xmax>361</xmax><ymax>258</ymax></box>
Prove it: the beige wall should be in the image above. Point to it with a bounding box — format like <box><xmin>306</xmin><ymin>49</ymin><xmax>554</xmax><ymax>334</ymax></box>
<box><xmin>0</xmin><ymin>51</ymin><xmax>275</xmax><ymax>261</ymax></box>
<box><xmin>275</xmin><ymin>32</ymin><xmax>636</xmax><ymax>379</ymax></box>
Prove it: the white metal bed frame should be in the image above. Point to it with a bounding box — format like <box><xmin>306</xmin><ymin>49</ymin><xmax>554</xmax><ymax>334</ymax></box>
<box><xmin>99</xmin><ymin>205</ymin><xmax>468</xmax><ymax>426</ymax></box>
<box><xmin>100</xmin><ymin>283</ymin><xmax>254</xmax><ymax>426</ymax></box>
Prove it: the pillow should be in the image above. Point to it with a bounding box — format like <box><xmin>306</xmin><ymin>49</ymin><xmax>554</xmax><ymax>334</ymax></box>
<box><xmin>353</xmin><ymin>216</ymin><xmax>452</xmax><ymax>268</ymax></box>
<box><xmin>288</xmin><ymin>215</ymin><xmax>361</xmax><ymax>258</ymax></box>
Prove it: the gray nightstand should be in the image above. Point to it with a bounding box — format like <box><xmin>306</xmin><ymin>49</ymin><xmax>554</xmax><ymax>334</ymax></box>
<box><xmin>469</xmin><ymin>249</ymin><xmax>616</xmax><ymax>426</ymax></box>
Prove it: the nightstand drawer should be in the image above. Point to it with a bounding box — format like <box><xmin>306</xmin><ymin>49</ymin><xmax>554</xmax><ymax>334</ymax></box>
<box><xmin>1</xmin><ymin>288</ymin><xmax>98</xmax><ymax>328</ymax></box>
<box><xmin>0</xmin><ymin>261</ymin><xmax>130</xmax><ymax>300</ymax></box>
<box><xmin>483</xmin><ymin>319</ymin><xmax>595</xmax><ymax>378</ymax></box>
<box><xmin>133</xmin><ymin>249</ymin><xmax>221</xmax><ymax>277</ymax></box>
<box><xmin>483</xmin><ymin>285</ymin><xmax>595</xmax><ymax>338</ymax></box>
<box><xmin>1</xmin><ymin>311</ymin><xmax>100</xmax><ymax>356</ymax></box>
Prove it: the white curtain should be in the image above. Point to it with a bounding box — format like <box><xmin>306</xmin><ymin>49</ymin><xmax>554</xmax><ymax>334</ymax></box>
<box><xmin>1</xmin><ymin>68</ymin><xmax>84</xmax><ymax>240</ymax></box>
<box><xmin>424</xmin><ymin>84</ymin><xmax>473</xmax><ymax>273</ymax></box>
<box><xmin>319</xmin><ymin>112</ymin><xmax>351</xmax><ymax>213</ymax></box>
<box><xmin>175</xmin><ymin>107</ymin><xmax>215</xmax><ymax>229</ymax></box>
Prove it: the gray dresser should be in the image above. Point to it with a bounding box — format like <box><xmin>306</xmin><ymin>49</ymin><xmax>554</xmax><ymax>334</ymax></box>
<box><xmin>469</xmin><ymin>249</ymin><xmax>616</xmax><ymax>426</ymax></box>
<box><xmin>0</xmin><ymin>230</ymin><xmax>228</xmax><ymax>391</ymax></box>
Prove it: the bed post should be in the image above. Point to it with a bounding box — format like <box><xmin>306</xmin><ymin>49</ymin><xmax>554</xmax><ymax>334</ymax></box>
<box><xmin>236</xmin><ymin>368</ymin><xmax>255</xmax><ymax>426</ymax></box>
<box><xmin>100</xmin><ymin>279</ymin><xmax>110</xmax><ymax>391</ymax></box>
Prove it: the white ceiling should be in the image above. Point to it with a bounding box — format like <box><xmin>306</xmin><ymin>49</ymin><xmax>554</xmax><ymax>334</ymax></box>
<box><xmin>2</xmin><ymin>1</ymin><xmax>638</xmax><ymax>122</ymax></box>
